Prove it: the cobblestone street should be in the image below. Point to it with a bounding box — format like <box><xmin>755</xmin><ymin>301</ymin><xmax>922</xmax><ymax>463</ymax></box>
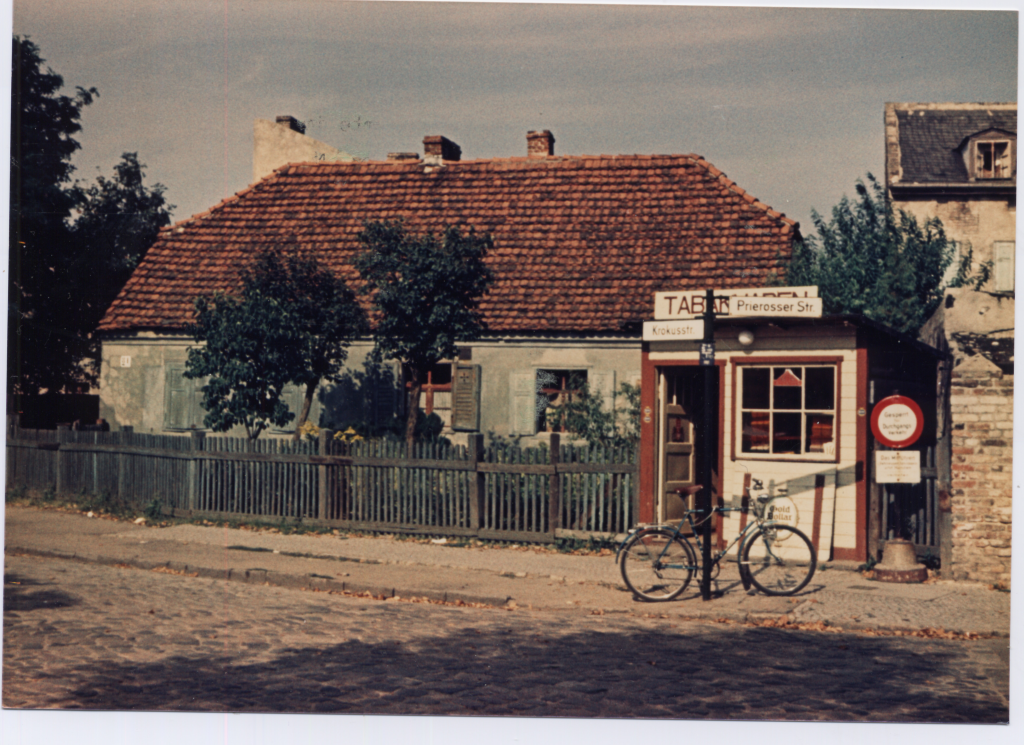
<box><xmin>2</xmin><ymin>552</ymin><xmax>1009</xmax><ymax>722</ymax></box>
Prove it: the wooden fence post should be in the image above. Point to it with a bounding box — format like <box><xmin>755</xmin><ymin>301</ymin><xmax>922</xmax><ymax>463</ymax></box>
<box><xmin>118</xmin><ymin>426</ymin><xmax>133</xmax><ymax>501</ymax></box>
<box><xmin>468</xmin><ymin>433</ymin><xmax>485</xmax><ymax>532</ymax></box>
<box><xmin>189</xmin><ymin>430</ymin><xmax>205</xmax><ymax>512</ymax></box>
<box><xmin>55</xmin><ymin>424</ymin><xmax>70</xmax><ymax>495</ymax></box>
<box><xmin>318</xmin><ymin>429</ymin><xmax>333</xmax><ymax>521</ymax></box>
<box><xmin>548</xmin><ymin>433</ymin><xmax>561</xmax><ymax>537</ymax></box>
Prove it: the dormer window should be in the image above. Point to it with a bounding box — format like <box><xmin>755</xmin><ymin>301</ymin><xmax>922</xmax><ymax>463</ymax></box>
<box><xmin>976</xmin><ymin>140</ymin><xmax>1012</xmax><ymax>179</ymax></box>
<box><xmin>966</xmin><ymin>131</ymin><xmax>1016</xmax><ymax>181</ymax></box>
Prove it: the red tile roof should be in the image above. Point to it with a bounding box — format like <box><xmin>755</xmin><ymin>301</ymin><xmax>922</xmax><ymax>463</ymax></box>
<box><xmin>98</xmin><ymin>153</ymin><xmax>799</xmax><ymax>334</ymax></box>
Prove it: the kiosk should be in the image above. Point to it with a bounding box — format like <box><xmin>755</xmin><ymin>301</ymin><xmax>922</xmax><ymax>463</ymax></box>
<box><xmin>639</xmin><ymin>288</ymin><xmax>942</xmax><ymax>563</ymax></box>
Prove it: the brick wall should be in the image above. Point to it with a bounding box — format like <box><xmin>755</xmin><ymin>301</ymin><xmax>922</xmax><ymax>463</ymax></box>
<box><xmin>948</xmin><ymin>362</ymin><xmax>1013</xmax><ymax>586</ymax></box>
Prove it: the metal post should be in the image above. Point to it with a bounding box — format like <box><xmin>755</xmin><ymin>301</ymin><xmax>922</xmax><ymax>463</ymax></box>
<box><xmin>700</xmin><ymin>289</ymin><xmax>716</xmax><ymax>601</ymax></box>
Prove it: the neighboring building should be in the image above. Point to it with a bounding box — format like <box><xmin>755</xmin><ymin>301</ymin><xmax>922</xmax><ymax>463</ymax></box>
<box><xmin>97</xmin><ymin>125</ymin><xmax>799</xmax><ymax>444</ymax></box>
<box><xmin>886</xmin><ymin>103</ymin><xmax>1015</xmax><ymax>587</ymax></box>
<box><xmin>253</xmin><ymin>115</ymin><xmax>358</xmax><ymax>182</ymax></box>
<box><xmin>885</xmin><ymin>102</ymin><xmax>1016</xmax><ymax>291</ymax></box>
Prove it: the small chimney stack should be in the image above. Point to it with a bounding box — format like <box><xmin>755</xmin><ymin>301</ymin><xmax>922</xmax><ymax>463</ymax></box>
<box><xmin>527</xmin><ymin>130</ymin><xmax>555</xmax><ymax>158</ymax></box>
<box><xmin>276</xmin><ymin>115</ymin><xmax>306</xmax><ymax>135</ymax></box>
<box><xmin>423</xmin><ymin>135</ymin><xmax>462</xmax><ymax>164</ymax></box>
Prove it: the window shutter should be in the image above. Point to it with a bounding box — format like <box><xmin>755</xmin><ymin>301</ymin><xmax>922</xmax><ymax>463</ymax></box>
<box><xmin>451</xmin><ymin>364</ymin><xmax>481</xmax><ymax>431</ymax></box>
<box><xmin>270</xmin><ymin>384</ymin><xmax>306</xmax><ymax>433</ymax></box>
<box><xmin>590</xmin><ymin>370</ymin><xmax>616</xmax><ymax>410</ymax></box>
<box><xmin>190</xmin><ymin>375</ymin><xmax>207</xmax><ymax>429</ymax></box>
<box><xmin>993</xmin><ymin>241</ymin><xmax>1015</xmax><ymax>292</ymax></box>
<box><xmin>373</xmin><ymin>362</ymin><xmax>401</xmax><ymax>427</ymax></box>
<box><xmin>509</xmin><ymin>369</ymin><xmax>538</xmax><ymax>435</ymax></box>
<box><xmin>164</xmin><ymin>364</ymin><xmax>191</xmax><ymax>430</ymax></box>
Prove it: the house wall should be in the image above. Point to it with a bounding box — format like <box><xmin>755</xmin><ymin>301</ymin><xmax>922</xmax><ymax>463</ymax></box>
<box><xmin>644</xmin><ymin>325</ymin><xmax>862</xmax><ymax>562</ymax></box>
<box><xmin>948</xmin><ymin>357</ymin><xmax>1014</xmax><ymax>587</ymax></box>
<box><xmin>99</xmin><ymin>335</ymin><xmax>643</xmax><ymax>442</ymax></box>
<box><xmin>893</xmin><ymin>196</ymin><xmax>1016</xmax><ymax>288</ymax></box>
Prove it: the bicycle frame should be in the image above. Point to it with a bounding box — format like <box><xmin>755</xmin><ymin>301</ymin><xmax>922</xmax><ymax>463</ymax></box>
<box><xmin>615</xmin><ymin>491</ymin><xmax>787</xmax><ymax>576</ymax></box>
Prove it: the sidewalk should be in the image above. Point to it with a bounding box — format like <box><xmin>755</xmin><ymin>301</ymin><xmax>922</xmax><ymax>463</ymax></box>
<box><xmin>2</xmin><ymin>505</ymin><xmax>1011</xmax><ymax>637</ymax></box>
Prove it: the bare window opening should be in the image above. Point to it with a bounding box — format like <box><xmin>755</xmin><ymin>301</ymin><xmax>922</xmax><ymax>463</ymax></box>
<box><xmin>405</xmin><ymin>363</ymin><xmax>453</xmax><ymax>428</ymax></box>
<box><xmin>537</xmin><ymin>369</ymin><xmax>587</xmax><ymax>432</ymax></box>
<box><xmin>976</xmin><ymin>141</ymin><xmax>1012</xmax><ymax>179</ymax></box>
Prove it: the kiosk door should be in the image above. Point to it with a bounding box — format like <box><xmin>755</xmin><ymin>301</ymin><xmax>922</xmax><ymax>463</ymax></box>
<box><xmin>660</xmin><ymin>370</ymin><xmax>702</xmax><ymax>523</ymax></box>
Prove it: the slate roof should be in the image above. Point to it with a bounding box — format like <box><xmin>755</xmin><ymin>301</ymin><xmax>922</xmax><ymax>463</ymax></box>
<box><xmin>890</xmin><ymin>104</ymin><xmax>1016</xmax><ymax>183</ymax></box>
<box><xmin>98</xmin><ymin>152</ymin><xmax>798</xmax><ymax>335</ymax></box>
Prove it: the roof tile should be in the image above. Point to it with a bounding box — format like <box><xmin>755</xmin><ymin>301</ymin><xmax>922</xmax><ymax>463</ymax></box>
<box><xmin>99</xmin><ymin>153</ymin><xmax>797</xmax><ymax>334</ymax></box>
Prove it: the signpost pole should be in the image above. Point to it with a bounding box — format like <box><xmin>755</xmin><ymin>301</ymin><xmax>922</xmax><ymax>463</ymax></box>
<box><xmin>700</xmin><ymin>289</ymin><xmax>715</xmax><ymax>602</ymax></box>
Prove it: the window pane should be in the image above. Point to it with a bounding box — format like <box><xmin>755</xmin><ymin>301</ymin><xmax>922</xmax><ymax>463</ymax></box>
<box><xmin>804</xmin><ymin>367</ymin><xmax>835</xmax><ymax>410</ymax></box>
<box><xmin>772</xmin><ymin>368</ymin><xmax>802</xmax><ymax>410</ymax></box>
<box><xmin>741</xmin><ymin>411</ymin><xmax>770</xmax><ymax>452</ymax></box>
<box><xmin>806</xmin><ymin>414</ymin><xmax>834</xmax><ymax>454</ymax></box>
<box><xmin>742</xmin><ymin>368</ymin><xmax>770</xmax><ymax>409</ymax></box>
<box><xmin>666</xmin><ymin>452</ymin><xmax>691</xmax><ymax>483</ymax></box>
<box><xmin>772</xmin><ymin>412</ymin><xmax>801</xmax><ymax>454</ymax></box>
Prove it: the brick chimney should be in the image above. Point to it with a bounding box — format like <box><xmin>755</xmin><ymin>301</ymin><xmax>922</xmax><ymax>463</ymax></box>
<box><xmin>423</xmin><ymin>135</ymin><xmax>462</xmax><ymax>164</ymax></box>
<box><xmin>527</xmin><ymin>130</ymin><xmax>555</xmax><ymax>158</ymax></box>
<box><xmin>276</xmin><ymin>115</ymin><xmax>306</xmax><ymax>135</ymax></box>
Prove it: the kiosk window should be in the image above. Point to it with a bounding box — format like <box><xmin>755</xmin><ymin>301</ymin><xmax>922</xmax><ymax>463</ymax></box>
<box><xmin>739</xmin><ymin>365</ymin><xmax>836</xmax><ymax>457</ymax></box>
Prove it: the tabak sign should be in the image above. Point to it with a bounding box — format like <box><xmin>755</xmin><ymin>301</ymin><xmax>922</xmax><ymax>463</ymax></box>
<box><xmin>653</xmin><ymin>286</ymin><xmax>819</xmax><ymax>319</ymax></box>
<box><xmin>870</xmin><ymin>395</ymin><xmax>924</xmax><ymax>449</ymax></box>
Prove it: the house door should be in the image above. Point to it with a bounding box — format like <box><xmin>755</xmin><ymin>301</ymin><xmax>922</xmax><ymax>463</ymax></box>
<box><xmin>658</xmin><ymin>369</ymin><xmax>708</xmax><ymax>523</ymax></box>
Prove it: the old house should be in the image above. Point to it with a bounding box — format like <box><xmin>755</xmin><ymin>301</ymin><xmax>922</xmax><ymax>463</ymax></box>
<box><xmin>886</xmin><ymin>103</ymin><xmax>1015</xmax><ymax>586</ymax></box>
<box><xmin>96</xmin><ymin>124</ymin><xmax>799</xmax><ymax>444</ymax></box>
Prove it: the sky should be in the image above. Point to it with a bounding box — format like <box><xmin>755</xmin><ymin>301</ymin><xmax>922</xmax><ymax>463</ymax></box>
<box><xmin>2</xmin><ymin>2</ymin><xmax>1022</xmax><ymax>744</ymax></box>
<box><xmin>9</xmin><ymin>0</ymin><xmax>1019</xmax><ymax>238</ymax></box>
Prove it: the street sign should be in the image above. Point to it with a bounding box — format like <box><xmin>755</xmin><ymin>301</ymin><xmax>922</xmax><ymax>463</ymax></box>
<box><xmin>875</xmin><ymin>450</ymin><xmax>922</xmax><ymax>484</ymax></box>
<box><xmin>871</xmin><ymin>395</ymin><xmax>924</xmax><ymax>449</ymax></box>
<box><xmin>728</xmin><ymin>296</ymin><xmax>823</xmax><ymax>318</ymax></box>
<box><xmin>653</xmin><ymin>286</ymin><xmax>818</xmax><ymax>320</ymax></box>
<box><xmin>699</xmin><ymin>342</ymin><xmax>715</xmax><ymax>366</ymax></box>
<box><xmin>642</xmin><ymin>319</ymin><xmax>704</xmax><ymax>341</ymax></box>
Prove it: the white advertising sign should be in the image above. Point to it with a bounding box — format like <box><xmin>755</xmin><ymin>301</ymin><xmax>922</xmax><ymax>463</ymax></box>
<box><xmin>875</xmin><ymin>451</ymin><xmax>922</xmax><ymax>484</ymax></box>
<box><xmin>765</xmin><ymin>496</ymin><xmax>800</xmax><ymax>536</ymax></box>
<box><xmin>653</xmin><ymin>286</ymin><xmax>818</xmax><ymax>320</ymax></box>
<box><xmin>729</xmin><ymin>296</ymin><xmax>823</xmax><ymax>318</ymax></box>
<box><xmin>642</xmin><ymin>319</ymin><xmax>705</xmax><ymax>341</ymax></box>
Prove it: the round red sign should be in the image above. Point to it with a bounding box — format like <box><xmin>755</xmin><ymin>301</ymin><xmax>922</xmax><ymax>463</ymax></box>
<box><xmin>870</xmin><ymin>395</ymin><xmax>924</xmax><ymax>449</ymax></box>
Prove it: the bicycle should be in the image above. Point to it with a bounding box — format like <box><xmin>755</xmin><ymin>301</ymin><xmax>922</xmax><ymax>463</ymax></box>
<box><xmin>616</xmin><ymin>479</ymin><xmax>816</xmax><ymax>601</ymax></box>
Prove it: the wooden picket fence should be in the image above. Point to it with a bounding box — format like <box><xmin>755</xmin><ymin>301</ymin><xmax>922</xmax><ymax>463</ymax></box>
<box><xmin>5</xmin><ymin>424</ymin><xmax>637</xmax><ymax>543</ymax></box>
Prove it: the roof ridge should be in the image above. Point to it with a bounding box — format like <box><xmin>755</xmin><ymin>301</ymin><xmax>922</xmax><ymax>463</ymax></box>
<box><xmin>687</xmin><ymin>155</ymin><xmax>799</xmax><ymax>230</ymax></box>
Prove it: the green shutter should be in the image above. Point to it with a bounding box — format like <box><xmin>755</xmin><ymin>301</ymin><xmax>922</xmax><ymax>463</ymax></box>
<box><xmin>591</xmin><ymin>370</ymin><xmax>616</xmax><ymax>410</ymax></box>
<box><xmin>509</xmin><ymin>369</ymin><xmax>538</xmax><ymax>435</ymax></box>
<box><xmin>164</xmin><ymin>364</ymin><xmax>191</xmax><ymax>430</ymax></box>
<box><xmin>451</xmin><ymin>364</ymin><xmax>481</xmax><ymax>431</ymax></box>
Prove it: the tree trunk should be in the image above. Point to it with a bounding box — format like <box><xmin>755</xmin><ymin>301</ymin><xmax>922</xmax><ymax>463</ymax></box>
<box><xmin>292</xmin><ymin>380</ymin><xmax>318</xmax><ymax>441</ymax></box>
<box><xmin>405</xmin><ymin>367</ymin><xmax>423</xmax><ymax>451</ymax></box>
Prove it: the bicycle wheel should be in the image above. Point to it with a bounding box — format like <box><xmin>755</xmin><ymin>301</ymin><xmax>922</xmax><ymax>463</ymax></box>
<box><xmin>741</xmin><ymin>524</ymin><xmax>816</xmax><ymax>596</ymax></box>
<box><xmin>619</xmin><ymin>529</ymin><xmax>696</xmax><ymax>601</ymax></box>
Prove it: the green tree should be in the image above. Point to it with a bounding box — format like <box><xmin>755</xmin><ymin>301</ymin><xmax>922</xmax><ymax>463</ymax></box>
<box><xmin>8</xmin><ymin>37</ymin><xmax>172</xmax><ymax>395</ymax></box>
<box><xmin>786</xmin><ymin>174</ymin><xmax>976</xmax><ymax>335</ymax></box>
<box><xmin>185</xmin><ymin>251</ymin><xmax>366</xmax><ymax>440</ymax></box>
<box><xmin>8</xmin><ymin>35</ymin><xmax>97</xmax><ymax>394</ymax></box>
<box><xmin>552</xmin><ymin>380</ymin><xmax>641</xmax><ymax>449</ymax></box>
<box><xmin>71</xmin><ymin>153</ymin><xmax>174</xmax><ymax>341</ymax></box>
<box><xmin>354</xmin><ymin>220</ymin><xmax>494</xmax><ymax>446</ymax></box>
<box><xmin>243</xmin><ymin>251</ymin><xmax>368</xmax><ymax>439</ymax></box>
